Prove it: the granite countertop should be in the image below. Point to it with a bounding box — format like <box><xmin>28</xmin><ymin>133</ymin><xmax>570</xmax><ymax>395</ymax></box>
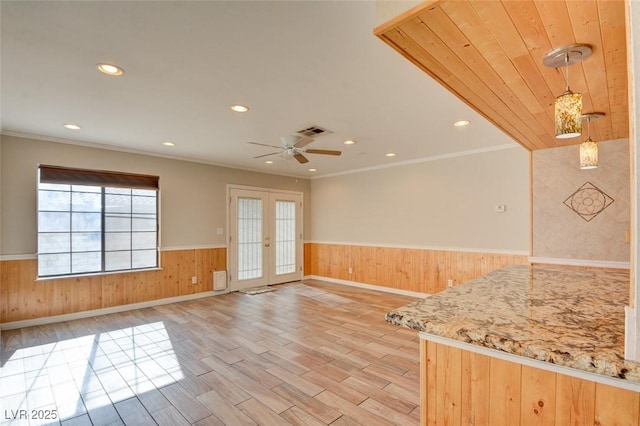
<box><xmin>386</xmin><ymin>264</ymin><xmax>640</xmax><ymax>383</ymax></box>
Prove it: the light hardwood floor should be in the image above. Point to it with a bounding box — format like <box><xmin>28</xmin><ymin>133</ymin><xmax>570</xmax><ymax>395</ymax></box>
<box><xmin>0</xmin><ymin>280</ymin><xmax>420</xmax><ymax>425</ymax></box>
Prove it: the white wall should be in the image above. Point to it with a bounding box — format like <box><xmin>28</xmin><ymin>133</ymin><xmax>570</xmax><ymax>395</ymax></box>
<box><xmin>309</xmin><ymin>146</ymin><xmax>530</xmax><ymax>252</ymax></box>
<box><xmin>375</xmin><ymin>0</ymin><xmax>422</xmax><ymax>26</ymax></box>
<box><xmin>0</xmin><ymin>135</ymin><xmax>311</xmax><ymax>255</ymax></box>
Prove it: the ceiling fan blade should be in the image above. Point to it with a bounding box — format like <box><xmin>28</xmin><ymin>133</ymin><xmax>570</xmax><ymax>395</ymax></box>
<box><xmin>248</xmin><ymin>141</ymin><xmax>283</xmax><ymax>149</ymax></box>
<box><xmin>253</xmin><ymin>152</ymin><xmax>281</xmax><ymax>159</ymax></box>
<box><xmin>305</xmin><ymin>149</ymin><xmax>342</xmax><ymax>156</ymax></box>
<box><xmin>293</xmin><ymin>153</ymin><xmax>309</xmax><ymax>164</ymax></box>
<box><xmin>293</xmin><ymin>136</ymin><xmax>314</xmax><ymax>149</ymax></box>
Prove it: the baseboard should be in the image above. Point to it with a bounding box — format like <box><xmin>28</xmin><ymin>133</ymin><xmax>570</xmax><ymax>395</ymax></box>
<box><xmin>0</xmin><ymin>290</ymin><xmax>226</xmax><ymax>330</ymax></box>
<box><xmin>303</xmin><ymin>275</ymin><xmax>429</xmax><ymax>299</ymax></box>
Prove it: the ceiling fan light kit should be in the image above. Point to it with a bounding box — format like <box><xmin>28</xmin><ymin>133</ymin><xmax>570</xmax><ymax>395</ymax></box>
<box><xmin>543</xmin><ymin>44</ymin><xmax>592</xmax><ymax>139</ymax></box>
<box><xmin>249</xmin><ymin>134</ymin><xmax>342</xmax><ymax>165</ymax></box>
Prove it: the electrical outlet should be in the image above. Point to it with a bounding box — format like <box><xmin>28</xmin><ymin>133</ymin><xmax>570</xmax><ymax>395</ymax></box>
<box><xmin>348</xmin><ymin>267</ymin><xmax>353</xmax><ymax>274</ymax></box>
<box><xmin>447</xmin><ymin>279</ymin><xmax>454</xmax><ymax>288</ymax></box>
<box><xmin>191</xmin><ymin>276</ymin><xmax>197</xmax><ymax>284</ymax></box>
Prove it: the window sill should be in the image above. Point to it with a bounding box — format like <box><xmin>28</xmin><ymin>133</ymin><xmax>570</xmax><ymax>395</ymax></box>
<box><xmin>36</xmin><ymin>267</ymin><xmax>164</xmax><ymax>281</ymax></box>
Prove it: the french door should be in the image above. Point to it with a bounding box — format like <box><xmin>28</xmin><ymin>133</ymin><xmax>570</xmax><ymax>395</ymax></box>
<box><xmin>228</xmin><ymin>187</ymin><xmax>302</xmax><ymax>291</ymax></box>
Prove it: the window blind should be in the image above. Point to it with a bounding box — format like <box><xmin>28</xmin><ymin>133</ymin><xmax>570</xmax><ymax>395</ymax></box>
<box><xmin>39</xmin><ymin>165</ymin><xmax>159</xmax><ymax>190</ymax></box>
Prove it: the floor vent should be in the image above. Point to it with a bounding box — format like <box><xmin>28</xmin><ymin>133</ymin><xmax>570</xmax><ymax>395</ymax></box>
<box><xmin>213</xmin><ymin>270</ymin><xmax>227</xmax><ymax>290</ymax></box>
<box><xmin>297</xmin><ymin>125</ymin><xmax>332</xmax><ymax>138</ymax></box>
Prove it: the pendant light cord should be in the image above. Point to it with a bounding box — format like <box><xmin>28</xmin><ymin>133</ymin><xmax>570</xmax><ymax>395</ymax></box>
<box><xmin>565</xmin><ymin>52</ymin><xmax>570</xmax><ymax>92</ymax></box>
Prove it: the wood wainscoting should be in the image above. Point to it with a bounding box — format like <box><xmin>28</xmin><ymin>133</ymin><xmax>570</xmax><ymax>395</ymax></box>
<box><xmin>421</xmin><ymin>339</ymin><xmax>640</xmax><ymax>426</ymax></box>
<box><xmin>304</xmin><ymin>242</ymin><xmax>528</xmax><ymax>294</ymax></box>
<box><xmin>0</xmin><ymin>248</ymin><xmax>226</xmax><ymax>323</ymax></box>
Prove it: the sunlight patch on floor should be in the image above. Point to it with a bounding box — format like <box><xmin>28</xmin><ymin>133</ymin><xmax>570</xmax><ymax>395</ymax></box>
<box><xmin>0</xmin><ymin>321</ymin><xmax>183</xmax><ymax>424</ymax></box>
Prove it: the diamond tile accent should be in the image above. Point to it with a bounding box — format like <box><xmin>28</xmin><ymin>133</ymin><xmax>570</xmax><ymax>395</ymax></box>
<box><xmin>563</xmin><ymin>182</ymin><xmax>614</xmax><ymax>222</ymax></box>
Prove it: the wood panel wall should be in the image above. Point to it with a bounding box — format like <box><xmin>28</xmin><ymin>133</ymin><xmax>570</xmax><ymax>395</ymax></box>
<box><xmin>0</xmin><ymin>248</ymin><xmax>226</xmax><ymax>323</ymax></box>
<box><xmin>305</xmin><ymin>243</ymin><xmax>528</xmax><ymax>294</ymax></box>
<box><xmin>421</xmin><ymin>339</ymin><xmax>640</xmax><ymax>426</ymax></box>
<box><xmin>3</xmin><ymin>243</ymin><xmax>527</xmax><ymax>323</ymax></box>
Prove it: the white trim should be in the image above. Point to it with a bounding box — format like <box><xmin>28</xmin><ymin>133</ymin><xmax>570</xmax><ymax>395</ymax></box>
<box><xmin>0</xmin><ymin>291</ymin><xmax>226</xmax><ymax>330</ymax></box>
<box><xmin>0</xmin><ymin>254</ymin><xmax>37</xmax><ymax>261</ymax></box>
<box><xmin>303</xmin><ymin>275</ymin><xmax>429</xmax><ymax>299</ymax></box>
<box><xmin>627</xmin><ymin>0</ymin><xmax>640</xmax><ymax>362</ymax></box>
<box><xmin>160</xmin><ymin>245</ymin><xmax>226</xmax><ymax>251</ymax></box>
<box><xmin>227</xmin><ymin>186</ymin><xmax>304</xmax><ymax>290</ymax></box>
<box><xmin>226</xmin><ymin>184</ymin><xmax>305</xmax><ymax>196</ymax></box>
<box><xmin>528</xmin><ymin>256</ymin><xmax>630</xmax><ymax>269</ymax></box>
<box><xmin>626</xmin><ymin>306</ymin><xmax>638</xmax><ymax>360</ymax></box>
<box><xmin>419</xmin><ymin>332</ymin><xmax>640</xmax><ymax>393</ymax></box>
<box><xmin>311</xmin><ymin>143</ymin><xmax>520</xmax><ymax>179</ymax></box>
<box><xmin>305</xmin><ymin>241</ymin><xmax>529</xmax><ymax>256</ymax></box>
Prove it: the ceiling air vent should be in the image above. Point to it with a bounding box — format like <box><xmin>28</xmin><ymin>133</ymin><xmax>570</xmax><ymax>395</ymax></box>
<box><xmin>297</xmin><ymin>125</ymin><xmax>332</xmax><ymax>138</ymax></box>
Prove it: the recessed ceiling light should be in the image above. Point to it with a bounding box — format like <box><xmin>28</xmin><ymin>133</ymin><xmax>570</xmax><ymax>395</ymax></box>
<box><xmin>162</xmin><ymin>141</ymin><xmax>175</xmax><ymax>147</ymax></box>
<box><xmin>97</xmin><ymin>63</ymin><xmax>124</xmax><ymax>76</ymax></box>
<box><xmin>385</xmin><ymin>152</ymin><xmax>396</xmax><ymax>157</ymax></box>
<box><xmin>230</xmin><ymin>105</ymin><xmax>249</xmax><ymax>113</ymax></box>
<box><xmin>63</xmin><ymin>124</ymin><xmax>81</xmax><ymax>130</ymax></box>
<box><xmin>453</xmin><ymin>120</ymin><xmax>470</xmax><ymax>127</ymax></box>
<box><xmin>308</xmin><ymin>168</ymin><xmax>317</xmax><ymax>172</ymax></box>
<box><xmin>344</xmin><ymin>140</ymin><xmax>356</xmax><ymax>145</ymax></box>
<box><xmin>265</xmin><ymin>160</ymin><xmax>274</xmax><ymax>164</ymax></box>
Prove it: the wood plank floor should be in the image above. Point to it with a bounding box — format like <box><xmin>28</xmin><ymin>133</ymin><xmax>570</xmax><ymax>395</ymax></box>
<box><xmin>0</xmin><ymin>280</ymin><xmax>420</xmax><ymax>425</ymax></box>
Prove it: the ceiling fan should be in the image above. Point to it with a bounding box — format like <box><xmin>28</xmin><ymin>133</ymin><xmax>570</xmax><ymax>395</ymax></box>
<box><xmin>249</xmin><ymin>135</ymin><xmax>341</xmax><ymax>164</ymax></box>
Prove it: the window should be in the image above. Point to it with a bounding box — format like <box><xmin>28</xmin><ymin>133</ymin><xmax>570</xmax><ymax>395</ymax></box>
<box><xmin>37</xmin><ymin>165</ymin><xmax>159</xmax><ymax>277</ymax></box>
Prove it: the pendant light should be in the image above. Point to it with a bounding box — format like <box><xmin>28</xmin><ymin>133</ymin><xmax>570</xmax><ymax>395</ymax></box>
<box><xmin>543</xmin><ymin>44</ymin><xmax>592</xmax><ymax>139</ymax></box>
<box><xmin>580</xmin><ymin>112</ymin><xmax>605</xmax><ymax>170</ymax></box>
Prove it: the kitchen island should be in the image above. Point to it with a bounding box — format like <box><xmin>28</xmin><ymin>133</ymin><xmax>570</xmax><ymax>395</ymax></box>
<box><xmin>387</xmin><ymin>265</ymin><xmax>640</xmax><ymax>425</ymax></box>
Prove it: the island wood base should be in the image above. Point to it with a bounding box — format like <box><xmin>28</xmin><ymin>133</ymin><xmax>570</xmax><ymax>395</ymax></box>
<box><xmin>420</xmin><ymin>338</ymin><xmax>640</xmax><ymax>425</ymax></box>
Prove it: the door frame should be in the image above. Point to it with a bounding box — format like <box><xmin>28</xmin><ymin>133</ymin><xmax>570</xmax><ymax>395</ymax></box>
<box><xmin>226</xmin><ymin>184</ymin><xmax>304</xmax><ymax>291</ymax></box>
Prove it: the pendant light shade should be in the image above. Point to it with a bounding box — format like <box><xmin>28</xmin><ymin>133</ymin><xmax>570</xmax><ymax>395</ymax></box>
<box><xmin>555</xmin><ymin>90</ymin><xmax>582</xmax><ymax>139</ymax></box>
<box><xmin>579</xmin><ymin>112</ymin><xmax>604</xmax><ymax>170</ymax></box>
<box><xmin>579</xmin><ymin>138</ymin><xmax>598</xmax><ymax>169</ymax></box>
<box><xmin>543</xmin><ymin>44</ymin><xmax>592</xmax><ymax>139</ymax></box>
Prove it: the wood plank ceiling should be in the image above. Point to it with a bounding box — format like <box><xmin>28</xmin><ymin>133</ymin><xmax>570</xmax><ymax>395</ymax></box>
<box><xmin>374</xmin><ymin>0</ymin><xmax>628</xmax><ymax>151</ymax></box>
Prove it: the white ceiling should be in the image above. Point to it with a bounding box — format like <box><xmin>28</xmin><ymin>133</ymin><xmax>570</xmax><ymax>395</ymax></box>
<box><xmin>1</xmin><ymin>1</ymin><xmax>519</xmax><ymax>178</ymax></box>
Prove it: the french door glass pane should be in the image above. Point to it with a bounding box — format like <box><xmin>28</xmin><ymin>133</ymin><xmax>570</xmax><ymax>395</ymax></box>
<box><xmin>237</xmin><ymin>197</ymin><xmax>262</xmax><ymax>280</ymax></box>
<box><xmin>275</xmin><ymin>200</ymin><xmax>296</xmax><ymax>275</ymax></box>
